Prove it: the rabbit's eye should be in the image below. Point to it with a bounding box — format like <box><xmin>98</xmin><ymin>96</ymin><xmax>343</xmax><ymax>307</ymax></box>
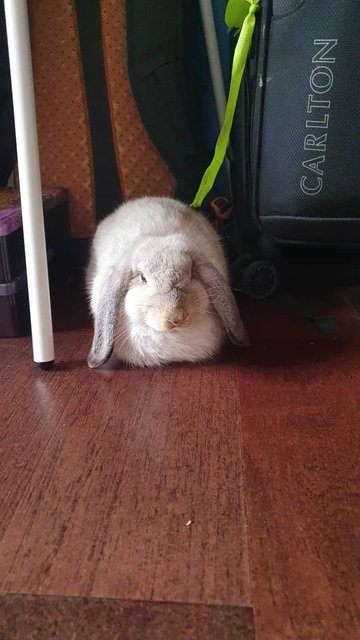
<box><xmin>140</xmin><ymin>274</ymin><xmax>147</xmax><ymax>284</ymax></box>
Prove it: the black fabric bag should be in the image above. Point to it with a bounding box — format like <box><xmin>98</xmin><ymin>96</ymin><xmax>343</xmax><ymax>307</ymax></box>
<box><xmin>0</xmin><ymin>0</ymin><xmax>16</xmax><ymax>186</ymax></box>
<box><xmin>126</xmin><ymin>0</ymin><xmax>211</xmax><ymax>204</ymax></box>
<box><xmin>232</xmin><ymin>0</ymin><xmax>360</xmax><ymax>247</ymax></box>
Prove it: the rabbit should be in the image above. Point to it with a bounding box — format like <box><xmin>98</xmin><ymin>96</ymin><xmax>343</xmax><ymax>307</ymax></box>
<box><xmin>86</xmin><ymin>196</ymin><xmax>249</xmax><ymax>368</ymax></box>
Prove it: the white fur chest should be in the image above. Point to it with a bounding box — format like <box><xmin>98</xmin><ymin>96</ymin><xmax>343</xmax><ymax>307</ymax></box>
<box><xmin>115</xmin><ymin>316</ymin><xmax>224</xmax><ymax>367</ymax></box>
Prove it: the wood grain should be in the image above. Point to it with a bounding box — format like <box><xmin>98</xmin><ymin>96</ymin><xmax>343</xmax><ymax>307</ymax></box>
<box><xmin>0</xmin><ymin>593</ymin><xmax>254</xmax><ymax>640</ymax></box>
<box><xmin>1</xmin><ymin>279</ymin><xmax>359</xmax><ymax>640</ymax></box>
<box><xmin>238</xmin><ymin>290</ymin><xmax>360</xmax><ymax>640</ymax></box>
<box><xmin>0</xmin><ymin>287</ymin><xmax>250</xmax><ymax>605</ymax></box>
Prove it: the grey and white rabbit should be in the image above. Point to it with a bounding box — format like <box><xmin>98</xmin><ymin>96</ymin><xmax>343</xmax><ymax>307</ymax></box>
<box><xmin>86</xmin><ymin>197</ymin><xmax>249</xmax><ymax>368</ymax></box>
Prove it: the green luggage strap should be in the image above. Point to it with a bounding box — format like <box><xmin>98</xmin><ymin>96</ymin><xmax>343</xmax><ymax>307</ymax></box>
<box><xmin>191</xmin><ymin>0</ymin><xmax>260</xmax><ymax>208</ymax></box>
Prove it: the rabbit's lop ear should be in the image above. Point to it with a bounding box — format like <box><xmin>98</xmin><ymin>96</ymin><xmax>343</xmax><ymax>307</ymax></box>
<box><xmin>87</xmin><ymin>269</ymin><xmax>130</xmax><ymax>368</ymax></box>
<box><xmin>195</xmin><ymin>262</ymin><xmax>250</xmax><ymax>347</ymax></box>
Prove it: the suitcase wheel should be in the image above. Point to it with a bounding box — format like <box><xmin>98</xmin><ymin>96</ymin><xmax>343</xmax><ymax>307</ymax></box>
<box><xmin>239</xmin><ymin>259</ymin><xmax>279</xmax><ymax>300</ymax></box>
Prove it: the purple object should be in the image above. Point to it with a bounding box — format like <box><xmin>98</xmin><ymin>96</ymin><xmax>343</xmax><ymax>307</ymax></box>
<box><xmin>0</xmin><ymin>201</ymin><xmax>23</xmax><ymax>236</ymax></box>
<box><xmin>0</xmin><ymin>187</ymin><xmax>69</xmax><ymax>337</ymax></box>
<box><xmin>0</xmin><ymin>188</ymin><xmax>68</xmax><ymax>237</ymax></box>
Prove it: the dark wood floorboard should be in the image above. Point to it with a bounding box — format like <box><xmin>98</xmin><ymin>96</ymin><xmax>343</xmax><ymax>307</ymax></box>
<box><xmin>0</xmin><ymin>280</ymin><xmax>359</xmax><ymax>639</ymax></box>
<box><xmin>0</xmin><ymin>286</ymin><xmax>250</xmax><ymax>605</ymax></box>
<box><xmin>238</xmin><ymin>291</ymin><xmax>360</xmax><ymax>640</ymax></box>
<box><xmin>0</xmin><ymin>594</ymin><xmax>254</xmax><ymax>640</ymax></box>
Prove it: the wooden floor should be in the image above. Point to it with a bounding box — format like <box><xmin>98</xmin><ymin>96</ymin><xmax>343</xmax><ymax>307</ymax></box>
<box><xmin>0</xmin><ymin>276</ymin><xmax>359</xmax><ymax>639</ymax></box>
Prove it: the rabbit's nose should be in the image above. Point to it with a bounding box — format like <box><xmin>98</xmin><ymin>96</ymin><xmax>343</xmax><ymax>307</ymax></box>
<box><xmin>167</xmin><ymin>311</ymin><xmax>188</xmax><ymax>329</ymax></box>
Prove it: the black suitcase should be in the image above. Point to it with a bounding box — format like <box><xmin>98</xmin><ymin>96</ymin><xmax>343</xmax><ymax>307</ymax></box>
<box><xmin>229</xmin><ymin>0</ymin><xmax>360</xmax><ymax>297</ymax></box>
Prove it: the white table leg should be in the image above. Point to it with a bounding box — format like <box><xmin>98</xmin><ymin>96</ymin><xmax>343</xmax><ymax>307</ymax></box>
<box><xmin>4</xmin><ymin>0</ymin><xmax>54</xmax><ymax>368</ymax></box>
